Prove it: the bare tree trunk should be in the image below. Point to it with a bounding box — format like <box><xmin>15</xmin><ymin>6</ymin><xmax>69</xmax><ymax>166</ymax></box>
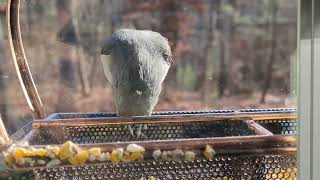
<box><xmin>218</xmin><ymin>0</ymin><xmax>229</xmax><ymax>98</ymax></box>
<box><xmin>109</xmin><ymin>0</ymin><xmax>115</xmax><ymax>33</ymax></box>
<box><xmin>88</xmin><ymin>0</ymin><xmax>115</xmax><ymax>88</ymax></box>
<box><xmin>55</xmin><ymin>0</ymin><xmax>77</xmax><ymax>111</ymax></box>
<box><xmin>26</xmin><ymin>0</ymin><xmax>32</xmax><ymax>33</ymax></box>
<box><xmin>88</xmin><ymin>56</ymin><xmax>99</xmax><ymax>88</ymax></box>
<box><xmin>260</xmin><ymin>0</ymin><xmax>278</xmax><ymax>104</ymax></box>
<box><xmin>218</xmin><ymin>41</ymin><xmax>227</xmax><ymax>97</ymax></box>
<box><xmin>56</xmin><ymin>56</ymin><xmax>77</xmax><ymax>112</ymax></box>
<box><xmin>0</xmin><ymin>12</ymin><xmax>8</xmax><ymax>122</ymax></box>
<box><xmin>0</xmin><ymin>70</ymin><xmax>7</xmax><ymax>121</ymax></box>
<box><xmin>217</xmin><ymin>0</ymin><xmax>234</xmax><ymax>98</ymax></box>
<box><xmin>195</xmin><ymin>1</ymin><xmax>215</xmax><ymax>102</ymax></box>
<box><xmin>159</xmin><ymin>2</ymin><xmax>180</xmax><ymax>102</ymax></box>
<box><xmin>76</xmin><ymin>48</ymin><xmax>91</xmax><ymax>96</ymax></box>
<box><xmin>0</xmin><ymin>74</ymin><xmax>7</xmax><ymax>121</ymax></box>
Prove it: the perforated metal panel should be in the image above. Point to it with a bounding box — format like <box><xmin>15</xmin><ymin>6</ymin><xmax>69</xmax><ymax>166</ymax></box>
<box><xmin>34</xmin><ymin>154</ymin><xmax>297</xmax><ymax>180</ymax></box>
<box><xmin>26</xmin><ymin>120</ymin><xmax>256</xmax><ymax>145</ymax></box>
<box><xmin>9</xmin><ymin>109</ymin><xmax>297</xmax><ymax>179</ymax></box>
<box><xmin>257</xmin><ymin>119</ymin><xmax>297</xmax><ymax>135</ymax></box>
<box><xmin>65</xmin><ymin>121</ymin><xmax>255</xmax><ymax>144</ymax></box>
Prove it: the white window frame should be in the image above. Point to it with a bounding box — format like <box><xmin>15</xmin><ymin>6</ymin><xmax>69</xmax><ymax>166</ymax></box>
<box><xmin>298</xmin><ymin>0</ymin><xmax>320</xmax><ymax>179</ymax></box>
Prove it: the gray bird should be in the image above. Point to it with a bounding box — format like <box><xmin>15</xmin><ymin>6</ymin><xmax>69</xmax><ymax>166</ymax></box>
<box><xmin>100</xmin><ymin>29</ymin><xmax>172</xmax><ymax>137</ymax></box>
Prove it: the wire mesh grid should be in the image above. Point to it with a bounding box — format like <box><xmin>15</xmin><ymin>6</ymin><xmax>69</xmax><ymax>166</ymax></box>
<box><xmin>34</xmin><ymin>154</ymin><xmax>297</xmax><ymax>180</ymax></box>
<box><xmin>7</xmin><ymin>109</ymin><xmax>297</xmax><ymax>180</ymax></box>
<box><xmin>26</xmin><ymin>120</ymin><xmax>256</xmax><ymax>145</ymax></box>
<box><xmin>257</xmin><ymin>119</ymin><xmax>297</xmax><ymax>135</ymax></box>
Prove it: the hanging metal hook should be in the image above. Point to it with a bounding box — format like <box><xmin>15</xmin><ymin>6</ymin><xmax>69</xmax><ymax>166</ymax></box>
<box><xmin>7</xmin><ymin>0</ymin><xmax>46</xmax><ymax>118</ymax></box>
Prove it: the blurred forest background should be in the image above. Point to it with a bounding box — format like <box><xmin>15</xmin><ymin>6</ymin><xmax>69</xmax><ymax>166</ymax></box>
<box><xmin>0</xmin><ymin>0</ymin><xmax>297</xmax><ymax>134</ymax></box>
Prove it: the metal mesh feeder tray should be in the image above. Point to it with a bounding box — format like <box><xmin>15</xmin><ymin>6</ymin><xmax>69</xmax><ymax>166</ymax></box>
<box><xmin>4</xmin><ymin>109</ymin><xmax>297</xmax><ymax>180</ymax></box>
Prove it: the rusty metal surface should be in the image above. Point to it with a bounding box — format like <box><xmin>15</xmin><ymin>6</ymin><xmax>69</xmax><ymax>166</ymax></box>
<box><xmin>34</xmin><ymin>154</ymin><xmax>297</xmax><ymax>180</ymax></box>
<box><xmin>46</xmin><ymin>108</ymin><xmax>297</xmax><ymax>120</ymax></box>
<box><xmin>25</xmin><ymin>109</ymin><xmax>298</xmax><ymax>145</ymax></box>
<box><xmin>257</xmin><ymin>119</ymin><xmax>297</xmax><ymax>135</ymax></box>
<box><xmin>26</xmin><ymin>120</ymin><xmax>256</xmax><ymax>145</ymax></box>
<box><xmin>5</xmin><ymin>109</ymin><xmax>298</xmax><ymax>179</ymax></box>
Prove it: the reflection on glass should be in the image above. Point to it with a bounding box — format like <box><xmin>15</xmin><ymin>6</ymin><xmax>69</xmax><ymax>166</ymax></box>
<box><xmin>0</xmin><ymin>0</ymin><xmax>300</xmax><ymax>179</ymax></box>
<box><xmin>16</xmin><ymin>0</ymin><xmax>297</xmax><ymax>117</ymax></box>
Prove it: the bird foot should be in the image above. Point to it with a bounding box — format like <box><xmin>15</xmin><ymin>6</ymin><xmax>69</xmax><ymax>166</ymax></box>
<box><xmin>126</xmin><ymin>125</ymin><xmax>148</xmax><ymax>139</ymax></box>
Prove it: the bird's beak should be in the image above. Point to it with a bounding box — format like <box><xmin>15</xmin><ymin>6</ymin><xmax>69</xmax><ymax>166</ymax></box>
<box><xmin>101</xmin><ymin>46</ymin><xmax>109</xmax><ymax>55</ymax></box>
<box><xmin>101</xmin><ymin>38</ymin><xmax>114</xmax><ymax>55</ymax></box>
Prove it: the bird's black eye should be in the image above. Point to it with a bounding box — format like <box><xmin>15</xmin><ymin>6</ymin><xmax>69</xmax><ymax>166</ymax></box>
<box><xmin>162</xmin><ymin>52</ymin><xmax>173</xmax><ymax>64</ymax></box>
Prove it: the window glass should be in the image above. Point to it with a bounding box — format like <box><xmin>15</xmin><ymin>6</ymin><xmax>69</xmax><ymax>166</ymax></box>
<box><xmin>1</xmin><ymin>0</ymin><xmax>298</xmax><ymax>132</ymax></box>
<box><xmin>0</xmin><ymin>0</ymin><xmax>300</xmax><ymax>179</ymax></box>
<box><xmin>17</xmin><ymin>0</ymin><xmax>297</xmax><ymax>116</ymax></box>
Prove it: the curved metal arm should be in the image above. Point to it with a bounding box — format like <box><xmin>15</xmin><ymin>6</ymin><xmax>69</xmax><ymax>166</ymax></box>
<box><xmin>7</xmin><ymin>0</ymin><xmax>46</xmax><ymax>118</ymax></box>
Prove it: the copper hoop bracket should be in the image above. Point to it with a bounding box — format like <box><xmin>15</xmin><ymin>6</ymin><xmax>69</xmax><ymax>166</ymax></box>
<box><xmin>7</xmin><ymin>0</ymin><xmax>46</xmax><ymax>118</ymax></box>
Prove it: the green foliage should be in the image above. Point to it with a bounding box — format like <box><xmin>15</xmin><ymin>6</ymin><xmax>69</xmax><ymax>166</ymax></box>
<box><xmin>176</xmin><ymin>63</ymin><xmax>197</xmax><ymax>90</ymax></box>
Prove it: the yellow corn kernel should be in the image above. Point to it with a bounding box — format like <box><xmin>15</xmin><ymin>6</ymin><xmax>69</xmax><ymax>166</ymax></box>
<box><xmin>4</xmin><ymin>153</ymin><xmax>14</xmax><ymax>165</ymax></box>
<box><xmin>148</xmin><ymin>176</ymin><xmax>156</xmax><ymax>180</ymax></box>
<box><xmin>203</xmin><ymin>145</ymin><xmax>215</xmax><ymax>160</ymax></box>
<box><xmin>34</xmin><ymin>149</ymin><xmax>47</xmax><ymax>157</ymax></box>
<box><xmin>121</xmin><ymin>151</ymin><xmax>142</xmax><ymax>162</ymax></box>
<box><xmin>68</xmin><ymin>150</ymin><xmax>89</xmax><ymax>165</ymax></box>
<box><xmin>111</xmin><ymin>148</ymin><xmax>124</xmax><ymax>164</ymax></box>
<box><xmin>13</xmin><ymin>147</ymin><xmax>27</xmax><ymax>161</ymax></box>
<box><xmin>68</xmin><ymin>156</ymin><xmax>78</xmax><ymax>165</ymax></box>
<box><xmin>53</xmin><ymin>148</ymin><xmax>60</xmax><ymax>156</ymax></box>
<box><xmin>88</xmin><ymin>147</ymin><xmax>101</xmax><ymax>157</ymax></box>
<box><xmin>58</xmin><ymin>141</ymin><xmax>77</xmax><ymax>160</ymax></box>
<box><xmin>46</xmin><ymin>146</ymin><xmax>60</xmax><ymax>156</ymax></box>
<box><xmin>121</xmin><ymin>152</ymin><xmax>132</xmax><ymax>162</ymax></box>
<box><xmin>75</xmin><ymin>150</ymin><xmax>89</xmax><ymax>165</ymax></box>
<box><xmin>130</xmin><ymin>152</ymin><xmax>142</xmax><ymax>161</ymax></box>
<box><xmin>24</xmin><ymin>149</ymin><xmax>34</xmax><ymax>156</ymax></box>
